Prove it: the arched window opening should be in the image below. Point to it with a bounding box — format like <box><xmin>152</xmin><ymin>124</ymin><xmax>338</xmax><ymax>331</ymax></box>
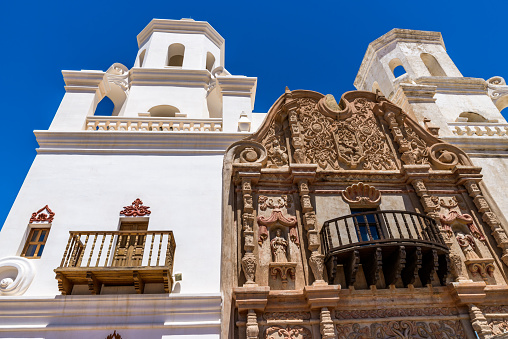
<box><xmin>139</xmin><ymin>50</ymin><xmax>146</xmax><ymax>67</ymax></box>
<box><xmin>421</xmin><ymin>53</ymin><xmax>446</xmax><ymax>77</ymax></box>
<box><xmin>458</xmin><ymin>112</ymin><xmax>488</xmax><ymax>123</ymax></box>
<box><xmin>94</xmin><ymin>96</ymin><xmax>115</xmax><ymax>116</ymax></box>
<box><xmin>167</xmin><ymin>43</ymin><xmax>185</xmax><ymax>67</ymax></box>
<box><xmin>501</xmin><ymin>106</ymin><xmax>508</xmax><ymax>120</ymax></box>
<box><xmin>388</xmin><ymin>58</ymin><xmax>407</xmax><ymax>78</ymax></box>
<box><xmin>148</xmin><ymin>105</ymin><xmax>180</xmax><ymax>117</ymax></box>
<box><xmin>206</xmin><ymin>52</ymin><xmax>215</xmax><ymax>72</ymax></box>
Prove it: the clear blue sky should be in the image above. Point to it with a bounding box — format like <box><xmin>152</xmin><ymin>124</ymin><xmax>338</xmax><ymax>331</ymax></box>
<box><xmin>1</xmin><ymin>0</ymin><xmax>507</xmax><ymax>227</ymax></box>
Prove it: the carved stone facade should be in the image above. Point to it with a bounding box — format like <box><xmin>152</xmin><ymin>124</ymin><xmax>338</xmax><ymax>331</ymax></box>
<box><xmin>223</xmin><ymin>88</ymin><xmax>508</xmax><ymax>339</ymax></box>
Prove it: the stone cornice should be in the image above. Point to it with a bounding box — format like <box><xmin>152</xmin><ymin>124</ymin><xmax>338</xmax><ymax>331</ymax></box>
<box><xmin>130</xmin><ymin>68</ymin><xmax>211</xmax><ymax>87</ymax></box>
<box><xmin>443</xmin><ymin>135</ymin><xmax>508</xmax><ymax>157</ymax></box>
<box><xmin>415</xmin><ymin>76</ymin><xmax>487</xmax><ymax>95</ymax></box>
<box><xmin>62</xmin><ymin>70</ymin><xmax>106</xmax><ymax>93</ymax></box>
<box><xmin>137</xmin><ymin>19</ymin><xmax>224</xmax><ymax>49</ymax></box>
<box><xmin>355</xmin><ymin>29</ymin><xmax>444</xmax><ymax>89</ymax></box>
<box><xmin>34</xmin><ymin>130</ymin><xmax>251</xmax><ymax>155</ymax></box>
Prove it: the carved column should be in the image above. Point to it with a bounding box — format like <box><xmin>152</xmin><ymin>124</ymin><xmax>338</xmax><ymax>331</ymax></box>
<box><xmin>465</xmin><ymin>180</ymin><xmax>508</xmax><ymax>266</ymax></box>
<box><xmin>469</xmin><ymin>304</ymin><xmax>493</xmax><ymax>339</ymax></box>
<box><xmin>298</xmin><ymin>178</ymin><xmax>325</xmax><ymax>284</ymax></box>
<box><xmin>245</xmin><ymin>309</ymin><xmax>259</xmax><ymax>339</ymax></box>
<box><xmin>320</xmin><ymin>307</ymin><xmax>336</xmax><ymax>339</ymax></box>
<box><xmin>241</xmin><ymin>178</ymin><xmax>257</xmax><ymax>285</ymax></box>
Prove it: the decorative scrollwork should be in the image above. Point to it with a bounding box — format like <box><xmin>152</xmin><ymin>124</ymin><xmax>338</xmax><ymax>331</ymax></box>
<box><xmin>120</xmin><ymin>199</ymin><xmax>151</xmax><ymax>217</ymax></box>
<box><xmin>29</xmin><ymin>205</ymin><xmax>55</xmax><ymax>223</ymax></box>
<box><xmin>265</xmin><ymin>325</ymin><xmax>312</xmax><ymax>339</ymax></box>
<box><xmin>336</xmin><ymin>320</ymin><xmax>465</xmax><ymax>338</ymax></box>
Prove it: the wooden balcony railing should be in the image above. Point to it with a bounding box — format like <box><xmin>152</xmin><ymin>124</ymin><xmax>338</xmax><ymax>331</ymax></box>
<box><xmin>320</xmin><ymin>211</ymin><xmax>449</xmax><ymax>288</ymax></box>
<box><xmin>55</xmin><ymin>230</ymin><xmax>176</xmax><ymax>295</ymax></box>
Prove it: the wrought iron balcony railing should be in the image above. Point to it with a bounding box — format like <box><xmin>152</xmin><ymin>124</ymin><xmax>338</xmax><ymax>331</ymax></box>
<box><xmin>320</xmin><ymin>210</ymin><xmax>449</xmax><ymax>288</ymax></box>
<box><xmin>54</xmin><ymin>230</ymin><xmax>176</xmax><ymax>295</ymax></box>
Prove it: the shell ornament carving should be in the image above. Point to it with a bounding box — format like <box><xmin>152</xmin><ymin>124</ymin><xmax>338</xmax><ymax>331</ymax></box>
<box><xmin>342</xmin><ymin>182</ymin><xmax>381</xmax><ymax>207</ymax></box>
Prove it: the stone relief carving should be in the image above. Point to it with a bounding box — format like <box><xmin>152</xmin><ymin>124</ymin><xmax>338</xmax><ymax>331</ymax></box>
<box><xmin>456</xmin><ymin>232</ymin><xmax>479</xmax><ymax>260</ymax></box>
<box><xmin>440</xmin><ymin>211</ymin><xmax>486</xmax><ymax>243</ymax></box>
<box><xmin>264</xmin><ymin>325</ymin><xmax>312</xmax><ymax>339</ymax></box>
<box><xmin>120</xmin><ymin>199</ymin><xmax>151</xmax><ymax>217</ymax></box>
<box><xmin>0</xmin><ymin>256</ymin><xmax>35</xmax><ymax>296</ymax></box>
<box><xmin>259</xmin><ymin>195</ymin><xmax>293</xmax><ymax>211</ymax></box>
<box><xmin>29</xmin><ymin>205</ymin><xmax>55</xmax><ymax>223</ymax></box>
<box><xmin>241</xmin><ymin>253</ymin><xmax>257</xmax><ymax>285</ymax></box>
<box><xmin>342</xmin><ymin>182</ymin><xmax>381</xmax><ymax>207</ymax></box>
<box><xmin>335</xmin><ymin>320</ymin><xmax>465</xmax><ymax>338</ymax></box>
<box><xmin>469</xmin><ymin>261</ymin><xmax>495</xmax><ymax>281</ymax></box>
<box><xmin>262</xmin><ymin>119</ymin><xmax>289</xmax><ymax>168</ymax></box>
<box><xmin>271</xmin><ymin>229</ymin><xmax>288</xmax><ymax>263</ymax></box>
<box><xmin>440</xmin><ymin>196</ymin><xmax>459</xmax><ymax>209</ymax></box>
<box><xmin>320</xmin><ymin>308</ymin><xmax>336</xmax><ymax>339</ymax></box>
<box><xmin>257</xmin><ymin>211</ymin><xmax>298</xmax><ymax>246</ymax></box>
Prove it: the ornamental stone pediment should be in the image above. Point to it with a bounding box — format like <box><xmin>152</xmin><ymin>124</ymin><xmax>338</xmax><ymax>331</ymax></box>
<box><xmin>235</xmin><ymin>89</ymin><xmax>472</xmax><ymax>172</ymax></box>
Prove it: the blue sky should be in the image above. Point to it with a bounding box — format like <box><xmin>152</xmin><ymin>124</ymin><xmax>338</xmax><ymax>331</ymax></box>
<box><xmin>1</xmin><ymin>0</ymin><xmax>507</xmax><ymax>227</ymax></box>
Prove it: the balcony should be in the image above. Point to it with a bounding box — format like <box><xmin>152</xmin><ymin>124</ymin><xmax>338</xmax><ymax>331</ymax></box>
<box><xmin>320</xmin><ymin>210</ymin><xmax>449</xmax><ymax>288</ymax></box>
<box><xmin>55</xmin><ymin>230</ymin><xmax>175</xmax><ymax>295</ymax></box>
<box><xmin>85</xmin><ymin>116</ymin><xmax>223</xmax><ymax>132</ymax></box>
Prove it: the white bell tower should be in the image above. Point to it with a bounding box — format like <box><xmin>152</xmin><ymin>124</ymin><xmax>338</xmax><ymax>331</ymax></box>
<box><xmin>354</xmin><ymin>29</ymin><xmax>506</xmax><ymax>137</ymax></box>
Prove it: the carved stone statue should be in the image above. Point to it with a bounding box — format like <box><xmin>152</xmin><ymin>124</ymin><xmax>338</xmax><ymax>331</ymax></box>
<box><xmin>271</xmin><ymin>229</ymin><xmax>288</xmax><ymax>263</ymax></box>
<box><xmin>456</xmin><ymin>232</ymin><xmax>479</xmax><ymax>260</ymax></box>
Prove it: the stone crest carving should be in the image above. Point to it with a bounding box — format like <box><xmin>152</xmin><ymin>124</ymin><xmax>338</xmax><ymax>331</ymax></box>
<box><xmin>264</xmin><ymin>325</ymin><xmax>312</xmax><ymax>339</ymax></box>
<box><xmin>29</xmin><ymin>205</ymin><xmax>54</xmax><ymax>223</ymax></box>
<box><xmin>120</xmin><ymin>199</ymin><xmax>151</xmax><ymax>217</ymax></box>
<box><xmin>342</xmin><ymin>182</ymin><xmax>381</xmax><ymax>207</ymax></box>
<box><xmin>336</xmin><ymin>320</ymin><xmax>465</xmax><ymax>338</ymax></box>
<box><xmin>259</xmin><ymin>195</ymin><xmax>292</xmax><ymax>211</ymax></box>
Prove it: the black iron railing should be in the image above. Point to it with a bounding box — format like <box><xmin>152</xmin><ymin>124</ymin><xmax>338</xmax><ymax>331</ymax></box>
<box><xmin>321</xmin><ymin>210</ymin><xmax>447</xmax><ymax>256</ymax></box>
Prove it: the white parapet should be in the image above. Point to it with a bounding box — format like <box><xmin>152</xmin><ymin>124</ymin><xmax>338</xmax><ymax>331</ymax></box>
<box><xmin>448</xmin><ymin>122</ymin><xmax>508</xmax><ymax>137</ymax></box>
<box><xmin>85</xmin><ymin>116</ymin><xmax>223</xmax><ymax>132</ymax></box>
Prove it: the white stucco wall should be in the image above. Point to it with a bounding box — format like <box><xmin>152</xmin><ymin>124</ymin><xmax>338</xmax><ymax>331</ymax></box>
<box><xmin>0</xmin><ymin>153</ymin><xmax>224</xmax><ymax>296</ymax></box>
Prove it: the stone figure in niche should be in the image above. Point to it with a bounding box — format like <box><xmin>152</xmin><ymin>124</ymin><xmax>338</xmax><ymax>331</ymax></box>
<box><xmin>271</xmin><ymin>229</ymin><xmax>288</xmax><ymax>263</ymax></box>
<box><xmin>456</xmin><ymin>232</ymin><xmax>479</xmax><ymax>260</ymax></box>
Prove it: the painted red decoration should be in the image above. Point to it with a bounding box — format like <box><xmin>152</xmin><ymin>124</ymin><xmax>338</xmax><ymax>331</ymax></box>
<box><xmin>120</xmin><ymin>199</ymin><xmax>151</xmax><ymax>217</ymax></box>
<box><xmin>440</xmin><ymin>210</ymin><xmax>486</xmax><ymax>242</ymax></box>
<box><xmin>29</xmin><ymin>205</ymin><xmax>55</xmax><ymax>223</ymax></box>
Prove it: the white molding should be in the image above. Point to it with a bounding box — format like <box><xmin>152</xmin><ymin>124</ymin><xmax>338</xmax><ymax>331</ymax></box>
<box><xmin>0</xmin><ymin>293</ymin><xmax>221</xmax><ymax>332</ymax></box>
<box><xmin>130</xmin><ymin>68</ymin><xmax>211</xmax><ymax>87</ymax></box>
<box><xmin>34</xmin><ymin>130</ymin><xmax>251</xmax><ymax>155</ymax></box>
<box><xmin>137</xmin><ymin>19</ymin><xmax>224</xmax><ymax>49</ymax></box>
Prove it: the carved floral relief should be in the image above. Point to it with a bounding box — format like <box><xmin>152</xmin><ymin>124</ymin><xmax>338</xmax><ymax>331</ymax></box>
<box><xmin>264</xmin><ymin>325</ymin><xmax>312</xmax><ymax>339</ymax></box>
<box><xmin>335</xmin><ymin>320</ymin><xmax>465</xmax><ymax>338</ymax></box>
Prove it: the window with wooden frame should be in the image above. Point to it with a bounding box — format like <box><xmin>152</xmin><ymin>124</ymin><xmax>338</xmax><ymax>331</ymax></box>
<box><xmin>21</xmin><ymin>228</ymin><xmax>49</xmax><ymax>259</ymax></box>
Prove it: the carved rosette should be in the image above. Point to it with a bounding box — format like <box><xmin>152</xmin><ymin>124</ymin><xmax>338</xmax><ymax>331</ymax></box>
<box><xmin>342</xmin><ymin>182</ymin><xmax>381</xmax><ymax>207</ymax></box>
